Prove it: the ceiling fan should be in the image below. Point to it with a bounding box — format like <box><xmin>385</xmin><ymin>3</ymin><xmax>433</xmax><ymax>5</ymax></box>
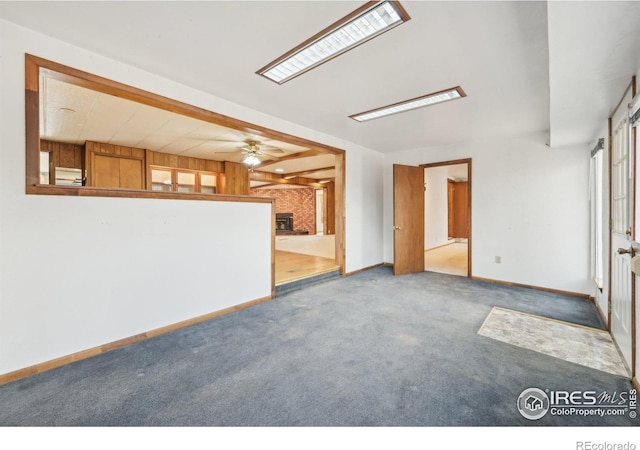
<box><xmin>215</xmin><ymin>139</ymin><xmax>284</xmax><ymax>167</ymax></box>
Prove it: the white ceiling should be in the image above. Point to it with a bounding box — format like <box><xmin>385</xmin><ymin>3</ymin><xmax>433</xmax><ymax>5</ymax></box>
<box><xmin>3</xmin><ymin>1</ymin><xmax>640</xmax><ymax>154</ymax></box>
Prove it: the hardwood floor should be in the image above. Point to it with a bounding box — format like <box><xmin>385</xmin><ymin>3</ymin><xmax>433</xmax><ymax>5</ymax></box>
<box><xmin>275</xmin><ymin>234</ymin><xmax>335</xmax><ymax>259</ymax></box>
<box><xmin>275</xmin><ymin>250</ymin><xmax>340</xmax><ymax>285</ymax></box>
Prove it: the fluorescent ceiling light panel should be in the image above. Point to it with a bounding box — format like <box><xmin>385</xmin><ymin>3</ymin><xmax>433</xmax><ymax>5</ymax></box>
<box><xmin>350</xmin><ymin>86</ymin><xmax>467</xmax><ymax>122</ymax></box>
<box><xmin>257</xmin><ymin>1</ymin><xmax>410</xmax><ymax>84</ymax></box>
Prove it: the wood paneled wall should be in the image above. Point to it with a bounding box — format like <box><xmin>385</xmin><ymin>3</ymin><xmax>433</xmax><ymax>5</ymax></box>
<box><xmin>40</xmin><ymin>139</ymin><xmax>252</xmax><ymax>196</ymax></box>
<box><xmin>325</xmin><ymin>181</ymin><xmax>336</xmax><ymax>235</ymax></box>
<box><xmin>148</xmin><ymin>150</ymin><xmax>224</xmax><ymax>173</ymax></box>
<box><xmin>224</xmin><ymin>161</ymin><xmax>250</xmax><ymax>195</ymax></box>
<box><xmin>40</xmin><ymin>139</ymin><xmax>83</xmax><ymax>169</ymax></box>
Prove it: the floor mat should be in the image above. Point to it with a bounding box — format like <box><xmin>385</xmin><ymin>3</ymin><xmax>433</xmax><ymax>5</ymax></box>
<box><xmin>478</xmin><ymin>306</ymin><xmax>629</xmax><ymax>377</ymax></box>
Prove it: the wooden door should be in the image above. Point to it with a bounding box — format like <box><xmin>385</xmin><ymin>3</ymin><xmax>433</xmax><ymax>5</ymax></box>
<box><xmin>119</xmin><ymin>158</ymin><xmax>143</xmax><ymax>190</ymax></box>
<box><xmin>611</xmin><ymin>114</ymin><xmax>634</xmax><ymax>370</ymax></box>
<box><xmin>453</xmin><ymin>181</ymin><xmax>469</xmax><ymax>238</ymax></box>
<box><xmin>93</xmin><ymin>154</ymin><xmax>121</xmax><ymax>188</ymax></box>
<box><xmin>393</xmin><ymin>164</ymin><xmax>424</xmax><ymax>275</ymax></box>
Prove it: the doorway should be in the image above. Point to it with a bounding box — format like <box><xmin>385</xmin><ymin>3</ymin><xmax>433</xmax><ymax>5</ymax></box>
<box><xmin>423</xmin><ymin>161</ymin><xmax>470</xmax><ymax>277</ymax></box>
<box><xmin>392</xmin><ymin>158</ymin><xmax>472</xmax><ymax>278</ymax></box>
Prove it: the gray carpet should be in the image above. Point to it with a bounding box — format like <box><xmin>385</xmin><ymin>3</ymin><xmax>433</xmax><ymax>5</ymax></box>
<box><xmin>0</xmin><ymin>267</ymin><xmax>636</xmax><ymax>426</ymax></box>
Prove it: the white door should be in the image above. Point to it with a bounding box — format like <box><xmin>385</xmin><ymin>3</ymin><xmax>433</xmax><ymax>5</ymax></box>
<box><xmin>611</xmin><ymin>113</ymin><xmax>633</xmax><ymax>372</ymax></box>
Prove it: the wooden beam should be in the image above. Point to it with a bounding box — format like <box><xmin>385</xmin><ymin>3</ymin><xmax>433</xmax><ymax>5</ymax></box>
<box><xmin>278</xmin><ymin>165</ymin><xmax>335</xmax><ymax>178</ymax></box>
<box><xmin>259</xmin><ymin>149</ymin><xmax>328</xmax><ymax>166</ymax></box>
<box><xmin>250</xmin><ymin>171</ymin><xmax>323</xmax><ymax>187</ymax></box>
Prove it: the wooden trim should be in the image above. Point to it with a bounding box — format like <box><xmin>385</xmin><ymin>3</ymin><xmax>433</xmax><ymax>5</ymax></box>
<box><xmin>250</xmin><ymin>170</ymin><xmax>324</xmax><ymax>188</ymax></box>
<box><xmin>275</xmin><ymin>165</ymin><xmax>335</xmax><ymax>178</ymax></box>
<box><xmin>608</xmin><ymin>116</ymin><xmax>613</xmax><ymax>330</ymax></box>
<box><xmin>26</xmin><ymin>185</ymin><xmax>272</xmax><ymax>204</ymax></box>
<box><xmin>420</xmin><ymin>158</ymin><xmax>472</xmax><ymax>169</ymax></box>
<box><xmin>633</xmin><ymin>376</ymin><xmax>640</xmax><ymax>392</ymax></box>
<box><xmin>596</xmin><ymin>300</ymin><xmax>609</xmax><ymax>329</ymax></box>
<box><xmin>24</xmin><ymin>54</ymin><xmax>345</xmax><ymax>186</ymax></box>
<box><xmin>25</xmin><ymin>89</ymin><xmax>40</xmax><ymax>188</ymax></box>
<box><xmin>471</xmin><ymin>276</ymin><xmax>593</xmax><ymax>300</ymax></box>
<box><xmin>271</xmin><ymin>199</ymin><xmax>276</xmax><ymax>298</ymax></box>
<box><xmin>335</xmin><ymin>152</ymin><xmax>346</xmax><ymax>275</ymax></box>
<box><xmin>0</xmin><ymin>294</ymin><xmax>274</xmax><ymax>385</ymax></box>
<box><xmin>256</xmin><ymin>1</ymin><xmax>411</xmax><ymax>85</ymax></box>
<box><xmin>467</xmin><ymin>159</ymin><xmax>473</xmax><ymax>277</ymax></box>
<box><xmin>345</xmin><ymin>262</ymin><xmax>384</xmax><ymax>277</ymax></box>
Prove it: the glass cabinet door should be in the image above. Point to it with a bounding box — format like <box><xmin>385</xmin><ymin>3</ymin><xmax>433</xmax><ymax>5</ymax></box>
<box><xmin>176</xmin><ymin>171</ymin><xmax>196</xmax><ymax>193</ymax></box>
<box><xmin>200</xmin><ymin>174</ymin><xmax>217</xmax><ymax>194</ymax></box>
<box><xmin>151</xmin><ymin>169</ymin><xmax>173</xmax><ymax>191</ymax></box>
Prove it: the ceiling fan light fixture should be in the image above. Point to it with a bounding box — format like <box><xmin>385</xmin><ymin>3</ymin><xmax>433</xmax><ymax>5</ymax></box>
<box><xmin>349</xmin><ymin>86</ymin><xmax>466</xmax><ymax>122</ymax></box>
<box><xmin>257</xmin><ymin>1</ymin><xmax>410</xmax><ymax>84</ymax></box>
<box><xmin>243</xmin><ymin>154</ymin><xmax>261</xmax><ymax>167</ymax></box>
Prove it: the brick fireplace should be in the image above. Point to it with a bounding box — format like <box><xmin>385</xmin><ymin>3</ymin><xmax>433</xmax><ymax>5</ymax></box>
<box><xmin>251</xmin><ymin>186</ymin><xmax>316</xmax><ymax>234</ymax></box>
<box><xmin>275</xmin><ymin>213</ymin><xmax>293</xmax><ymax>232</ymax></box>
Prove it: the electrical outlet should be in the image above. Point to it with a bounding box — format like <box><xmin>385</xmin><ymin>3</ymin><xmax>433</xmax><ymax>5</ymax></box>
<box><xmin>495</xmin><ymin>256</ymin><xmax>501</xmax><ymax>264</ymax></box>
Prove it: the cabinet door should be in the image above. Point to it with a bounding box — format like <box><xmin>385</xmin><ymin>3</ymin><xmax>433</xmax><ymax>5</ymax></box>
<box><xmin>119</xmin><ymin>158</ymin><xmax>144</xmax><ymax>190</ymax></box>
<box><xmin>177</xmin><ymin>171</ymin><xmax>196</xmax><ymax>193</ymax></box>
<box><xmin>93</xmin><ymin>154</ymin><xmax>121</xmax><ymax>188</ymax></box>
<box><xmin>93</xmin><ymin>154</ymin><xmax>143</xmax><ymax>189</ymax></box>
<box><xmin>151</xmin><ymin>169</ymin><xmax>173</xmax><ymax>191</ymax></box>
<box><xmin>200</xmin><ymin>173</ymin><xmax>217</xmax><ymax>194</ymax></box>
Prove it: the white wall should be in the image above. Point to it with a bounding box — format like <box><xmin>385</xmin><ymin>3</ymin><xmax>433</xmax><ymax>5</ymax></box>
<box><xmin>424</xmin><ymin>168</ymin><xmax>451</xmax><ymax>250</ymax></box>
<box><xmin>0</xmin><ymin>20</ymin><xmax>385</xmax><ymax>375</ymax></box>
<box><xmin>384</xmin><ymin>132</ymin><xmax>592</xmax><ymax>295</ymax></box>
<box><xmin>343</xmin><ymin>145</ymin><xmax>385</xmax><ymax>272</ymax></box>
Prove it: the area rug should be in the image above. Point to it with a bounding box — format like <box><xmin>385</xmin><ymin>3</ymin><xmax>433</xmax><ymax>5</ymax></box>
<box><xmin>477</xmin><ymin>306</ymin><xmax>629</xmax><ymax>377</ymax></box>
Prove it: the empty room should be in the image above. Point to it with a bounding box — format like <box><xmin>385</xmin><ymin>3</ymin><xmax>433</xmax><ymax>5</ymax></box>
<box><xmin>1</xmin><ymin>1</ymin><xmax>639</xmax><ymax>446</ymax></box>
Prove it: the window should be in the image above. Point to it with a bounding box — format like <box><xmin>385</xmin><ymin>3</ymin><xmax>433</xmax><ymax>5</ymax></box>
<box><xmin>589</xmin><ymin>138</ymin><xmax>605</xmax><ymax>289</ymax></box>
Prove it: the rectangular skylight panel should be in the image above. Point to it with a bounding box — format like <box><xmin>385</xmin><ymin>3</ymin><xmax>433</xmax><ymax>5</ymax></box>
<box><xmin>350</xmin><ymin>87</ymin><xmax>466</xmax><ymax>122</ymax></box>
<box><xmin>258</xmin><ymin>1</ymin><xmax>410</xmax><ymax>84</ymax></box>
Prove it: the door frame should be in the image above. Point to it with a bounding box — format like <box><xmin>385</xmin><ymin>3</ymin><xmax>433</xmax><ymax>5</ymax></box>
<box><xmin>607</xmin><ymin>76</ymin><xmax>636</xmax><ymax>378</ymax></box>
<box><xmin>421</xmin><ymin>158</ymin><xmax>472</xmax><ymax>278</ymax></box>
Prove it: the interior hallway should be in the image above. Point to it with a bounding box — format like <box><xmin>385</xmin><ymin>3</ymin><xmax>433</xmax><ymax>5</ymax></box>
<box><xmin>424</xmin><ymin>242</ymin><xmax>468</xmax><ymax>277</ymax></box>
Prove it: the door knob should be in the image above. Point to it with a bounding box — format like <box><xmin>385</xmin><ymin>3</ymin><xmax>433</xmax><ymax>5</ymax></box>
<box><xmin>393</xmin><ymin>226</ymin><xmax>402</xmax><ymax>230</ymax></box>
<box><xmin>617</xmin><ymin>247</ymin><xmax>632</xmax><ymax>255</ymax></box>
